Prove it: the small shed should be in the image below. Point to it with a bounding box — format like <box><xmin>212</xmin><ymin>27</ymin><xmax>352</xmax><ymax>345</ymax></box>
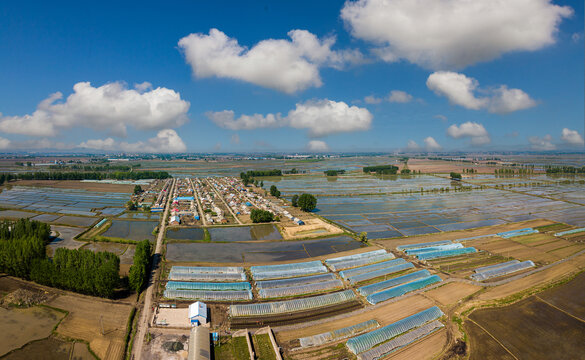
<box><xmin>170</xmin><ymin>215</ymin><xmax>180</xmax><ymax>225</ymax></box>
<box><xmin>189</xmin><ymin>301</ymin><xmax>207</xmax><ymax>326</ymax></box>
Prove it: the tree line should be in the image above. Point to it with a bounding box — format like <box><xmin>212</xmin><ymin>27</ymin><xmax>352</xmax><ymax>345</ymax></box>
<box><xmin>545</xmin><ymin>166</ymin><xmax>585</xmax><ymax>174</ymax></box>
<box><xmin>363</xmin><ymin>165</ymin><xmax>399</xmax><ymax>174</ymax></box>
<box><xmin>48</xmin><ymin>164</ymin><xmax>140</xmax><ymax>171</ymax></box>
<box><xmin>0</xmin><ymin>218</ymin><xmax>120</xmax><ymax>298</ymax></box>
<box><xmin>2</xmin><ymin>170</ymin><xmax>171</xmax><ymax>181</ymax></box>
<box><xmin>128</xmin><ymin>240</ymin><xmax>152</xmax><ymax>293</ymax></box>
<box><xmin>31</xmin><ymin>248</ymin><xmax>120</xmax><ymax>298</ymax></box>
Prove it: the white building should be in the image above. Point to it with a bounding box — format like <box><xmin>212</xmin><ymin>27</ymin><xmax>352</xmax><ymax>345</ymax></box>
<box><xmin>188</xmin><ymin>301</ymin><xmax>207</xmax><ymax>326</ymax></box>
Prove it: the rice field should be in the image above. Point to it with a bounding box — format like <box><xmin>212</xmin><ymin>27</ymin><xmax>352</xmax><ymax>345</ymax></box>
<box><xmin>0</xmin><ymin>186</ymin><xmax>129</xmax><ymax>216</ymax></box>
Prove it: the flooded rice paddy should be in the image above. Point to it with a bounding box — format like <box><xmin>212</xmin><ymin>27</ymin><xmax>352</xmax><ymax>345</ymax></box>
<box><xmin>0</xmin><ymin>186</ymin><xmax>128</xmax><ymax>216</ymax></box>
<box><xmin>101</xmin><ymin>220</ymin><xmax>158</xmax><ymax>241</ymax></box>
<box><xmin>208</xmin><ymin>224</ymin><xmax>282</xmax><ymax>241</ymax></box>
<box><xmin>166</xmin><ymin>235</ymin><xmax>362</xmax><ymax>262</ymax></box>
<box><xmin>166</xmin><ymin>225</ymin><xmax>282</xmax><ymax>242</ymax></box>
<box><xmin>262</xmin><ymin>174</ymin><xmax>456</xmax><ymax>195</ymax></box>
<box><xmin>263</xmin><ymin>174</ymin><xmax>585</xmax><ymax>239</ymax></box>
<box><xmin>166</xmin><ymin>227</ymin><xmax>205</xmax><ymax>241</ymax></box>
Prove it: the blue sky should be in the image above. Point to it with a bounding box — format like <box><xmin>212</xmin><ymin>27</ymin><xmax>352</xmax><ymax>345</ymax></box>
<box><xmin>0</xmin><ymin>0</ymin><xmax>583</xmax><ymax>153</ymax></box>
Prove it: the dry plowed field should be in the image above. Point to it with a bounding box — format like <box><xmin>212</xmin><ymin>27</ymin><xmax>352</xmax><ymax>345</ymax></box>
<box><xmin>424</xmin><ymin>282</ymin><xmax>481</xmax><ymax>306</ymax></box>
<box><xmin>48</xmin><ymin>295</ymin><xmax>132</xmax><ymax>360</ymax></box>
<box><xmin>467</xmin><ymin>272</ymin><xmax>585</xmax><ymax>360</ymax></box>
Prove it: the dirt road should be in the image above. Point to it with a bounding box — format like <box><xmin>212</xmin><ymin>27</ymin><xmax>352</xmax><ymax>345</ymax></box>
<box><xmin>132</xmin><ymin>178</ymin><xmax>175</xmax><ymax>360</ymax></box>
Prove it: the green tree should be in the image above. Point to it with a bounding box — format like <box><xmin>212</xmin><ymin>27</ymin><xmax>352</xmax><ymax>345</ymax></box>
<box><xmin>450</xmin><ymin>172</ymin><xmax>462</xmax><ymax>180</ymax></box>
<box><xmin>133</xmin><ymin>185</ymin><xmax>143</xmax><ymax>195</ymax></box>
<box><xmin>358</xmin><ymin>232</ymin><xmax>368</xmax><ymax>243</ymax></box>
<box><xmin>250</xmin><ymin>209</ymin><xmax>274</xmax><ymax>223</ymax></box>
<box><xmin>128</xmin><ymin>240</ymin><xmax>151</xmax><ymax>293</ymax></box>
<box><xmin>298</xmin><ymin>193</ymin><xmax>317</xmax><ymax>212</ymax></box>
<box><xmin>270</xmin><ymin>185</ymin><xmax>281</xmax><ymax>198</ymax></box>
<box><xmin>291</xmin><ymin>194</ymin><xmax>299</xmax><ymax>207</ymax></box>
<box><xmin>126</xmin><ymin>201</ymin><xmax>137</xmax><ymax>211</ymax></box>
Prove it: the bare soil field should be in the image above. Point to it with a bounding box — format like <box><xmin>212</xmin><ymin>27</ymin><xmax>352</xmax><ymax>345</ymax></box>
<box><xmin>473</xmin><ymin>237</ymin><xmax>560</xmax><ymax>264</ymax></box>
<box><xmin>280</xmin><ymin>218</ymin><xmax>344</xmax><ymax>240</ymax></box>
<box><xmin>424</xmin><ymin>282</ymin><xmax>481</xmax><ymax>306</ymax></box>
<box><xmin>385</xmin><ymin>327</ymin><xmax>447</xmax><ymax>360</ymax></box>
<box><xmin>1</xmin><ymin>337</ymin><xmax>95</xmax><ymax>360</ymax></box>
<box><xmin>0</xmin><ymin>306</ymin><xmax>65</xmax><ymax>356</ymax></box>
<box><xmin>47</xmin><ymin>294</ymin><xmax>132</xmax><ymax>360</ymax></box>
<box><xmin>276</xmin><ymin>294</ymin><xmax>434</xmax><ymax>343</ymax></box>
<box><xmin>547</xmin><ymin>244</ymin><xmax>585</xmax><ymax>258</ymax></box>
<box><xmin>469</xmin><ymin>296</ymin><xmax>585</xmax><ymax>359</ymax></box>
<box><xmin>465</xmin><ymin>321</ymin><xmax>515</xmax><ymax>360</ymax></box>
<box><xmin>11</xmin><ymin>180</ymin><xmax>133</xmax><ymax>193</ymax></box>
<box><xmin>537</xmin><ymin>271</ymin><xmax>585</xmax><ymax>320</ymax></box>
<box><xmin>142</xmin><ymin>329</ymin><xmax>190</xmax><ymax>360</ymax></box>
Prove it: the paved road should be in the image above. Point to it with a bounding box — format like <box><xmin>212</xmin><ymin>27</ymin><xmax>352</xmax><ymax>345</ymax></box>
<box><xmin>132</xmin><ymin>178</ymin><xmax>175</xmax><ymax>360</ymax></box>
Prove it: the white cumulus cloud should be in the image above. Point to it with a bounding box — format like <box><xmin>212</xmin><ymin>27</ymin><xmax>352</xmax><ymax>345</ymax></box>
<box><xmin>447</xmin><ymin>122</ymin><xmax>491</xmax><ymax>145</ymax></box>
<box><xmin>79</xmin><ymin>129</ymin><xmax>187</xmax><ymax>153</ymax></box>
<box><xmin>561</xmin><ymin>128</ymin><xmax>584</xmax><ymax>146</ymax></box>
<box><xmin>387</xmin><ymin>90</ymin><xmax>413</xmax><ymax>103</ymax></box>
<box><xmin>0</xmin><ymin>82</ymin><xmax>190</xmax><ymax>137</ymax></box>
<box><xmin>364</xmin><ymin>95</ymin><xmax>382</xmax><ymax>104</ymax></box>
<box><xmin>341</xmin><ymin>0</ymin><xmax>572</xmax><ymax>69</ymax></box>
<box><xmin>206</xmin><ymin>111</ymin><xmax>283</xmax><ymax>131</ymax></box>
<box><xmin>207</xmin><ymin>99</ymin><xmax>372</xmax><ymax>138</ymax></box>
<box><xmin>307</xmin><ymin>140</ymin><xmax>329</xmax><ymax>151</ymax></box>
<box><xmin>529</xmin><ymin>134</ymin><xmax>556</xmax><ymax>151</ymax></box>
<box><xmin>424</xmin><ymin>136</ymin><xmax>442</xmax><ymax>151</ymax></box>
<box><xmin>406</xmin><ymin>140</ymin><xmax>420</xmax><ymax>151</ymax></box>
<box><xmin>178</xmin><ymin>29</ymin><xmax>363</xmax><ymax>94</ymax></box>
<box><xmin>427</xmin><ymin>71</ymin><xmax>536</xmax><ymax>114</ymax></box>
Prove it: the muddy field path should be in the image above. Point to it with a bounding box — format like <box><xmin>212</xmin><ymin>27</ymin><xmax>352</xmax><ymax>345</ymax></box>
<box><xmin>132</xmin><ymin>178</ymin><xmax>175</xmax><ymax>360</ymax></box>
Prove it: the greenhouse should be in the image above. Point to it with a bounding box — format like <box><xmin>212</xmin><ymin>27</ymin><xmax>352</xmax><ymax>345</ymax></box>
<box><xmin>339</xmin><ymin>259</ymin><xmax>407</xmax><ymax>279</ymax></box>
<box><xmin>358</xmin><ymin>320</ymin><xmax>444</xmax><ymax>360</ymax></box>
<box><xmin>474</xmin><ymin>260</ymin><xmax>520</xmax><ymax>273</ymax></box>
<box><xmin>358</xmin><ymin>270</ymin><xmax>431</xmax><ymax>297</ymax></box>
<box><xmin>251</xmin><ymin>260</ymin><xmax>324</xmax><ymax>273</ymax></box>
<box><xmin>497</xmin><ymin>228</ymin><xmax>538</xmax><ymax>239</ymax></box>
<box><xmin>250</xmin><ymin>261</ymin><xmax>328</xmax><ymax>280</ymax></box>
<box><xmin>404</xmin><ymin>243</ymin><xmax>463</xmax><ymax>255</ymax></box>
<box><xmin>325</xmin><ymin>250</ymin><xmax>388</xmax><ymax>265</ymax></box>
<box><xmin>416</xmin><ymin>247</ymin><xmax>477</xmax><ymax>260</ymax></box>
<box><xmin>346</xmin><ymin>306</ymin><xmax>444</xmax><ymax>354</ymax></box>
<box><xmin>348</xmin><ymin>263</ymin><xmax>415</xmax><ymax>285</ymax></box>
<box><xmin>165</xmin><ymin>281</ymin><xmax>251</xmax><ymax>291</ymax></box>
<box><xmin>471</xmin><ymin>260</ymin><xmax>535</xmax><ymax>281</ymax></box>
<box><xmin>366</xmin><ymin>275</ymin><xmax>442</xmax><ymax>305</ymax></box>
<box><xmin>170</xmin><ymin>265</ymin><xmax>244</xmax><ymax>274</ymax></box>
<box><xmin>256</xmin><ymin>273</ymin><xmax>338</xmax><ymax>290</ymax></box>
<box><xmin>258</xmin><ymin>279</ymin><xmax>343</xmax><ymax>299</ymax></box>
<box><xmin>555</xmin><ymin>227</ymin><xmax>585</xmax><ymax>236</ymax></box>
<box><xmin>326</xmin><ymin>253</ymin><xmax>395</xmax><ymax>271</ymax></box>
<box><xmin>168</xmin><ymin>272</ymin><xmax>247</xmax><ymax>282</ymax></box>
<box><xmin>300</xmin><ymin>319</ymin><xmax>379</xmax><ymax>348</ymax></box>
<box><xmin>164</xmin><ymin>289</ymin><xmax>253</xmax><ymax>301</ymax></box>
<box><xmin>229</xmin><ymin>290</ymin><xmax>357</xmax><ymax>317</ymax></box>
<box><xmin>396</xmin><ymin>240</ymin><xmax>452</xmax><ymax>251</ymax></box>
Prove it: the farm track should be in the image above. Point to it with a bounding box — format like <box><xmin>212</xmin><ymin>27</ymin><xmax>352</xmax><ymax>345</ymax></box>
<box><xmin>132</xmin><ymin>178</ymin><xmax>175</xmax><ymax>360</ymax></box>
